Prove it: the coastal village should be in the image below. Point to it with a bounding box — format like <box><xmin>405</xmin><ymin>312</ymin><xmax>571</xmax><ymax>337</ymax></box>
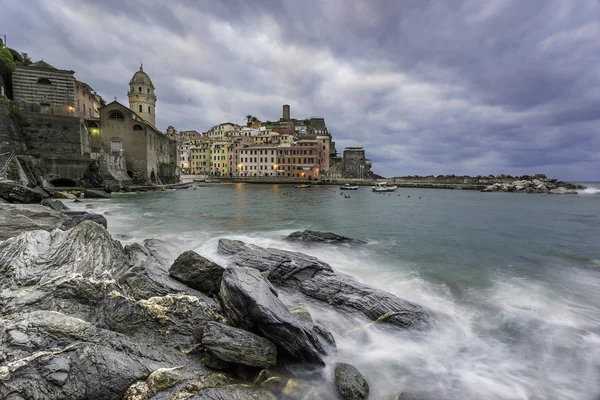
<box><xmin>0</xmin><ymin>43</ymin><xmax>376</xmax><ymax>188</ymax></box>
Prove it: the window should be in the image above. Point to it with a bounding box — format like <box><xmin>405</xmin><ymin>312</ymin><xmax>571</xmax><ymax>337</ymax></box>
<box><xmin>138</xmin><ymin>87</ymin><xmax>142</xmax><ymax>92</ymax></box>
<box><xmin>108</xmin><ymin>111</ymin><xmax>125</xmax><ymax>120</ymax></box>
<box><xmin>139</xmin><ymin>105</ymin><xmax>142</xmax><ymax>112</ymax></box>
<box><xmin>111</xmin><ymin>140</ymin><xmax>122</xmax><ymax>151</ymax></box>
<box><xmin>148</xmin><ymin>106</ymin><xmax>151</xmax><ymax>114</ymax></box>
<box><xmin>147</xmin><ymin>88</ymin><xmax>150</xmax><ymax>93</ymax></box>
<box><xmin>37</xmin><ymin>78</ymin><xmax>52</xmax><ymax>85</ymax></box>
<box><xmin>133</xmin><ymin>125</ymin><xmax>143</xmax><ymax>131</ymax></box>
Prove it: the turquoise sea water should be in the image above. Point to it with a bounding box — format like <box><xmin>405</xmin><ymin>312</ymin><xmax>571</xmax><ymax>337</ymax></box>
<box><xmin>71</xmin><ymin>184</ymin><xmax>600</xmax><ymax>399</ymax></box>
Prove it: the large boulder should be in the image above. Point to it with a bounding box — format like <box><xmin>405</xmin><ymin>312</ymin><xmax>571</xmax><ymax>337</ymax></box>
<box><xmin>85</xmin><ymin>189</ymin><xmax>111</xmax><ymax>199</ymax></box>
<box><xmin>218</xmin><ymin>239</ymin><xmax>429</xmax><ymax>330</ymax></box>
<box><xmin>218</xmin><ymin>239</ymin><xmax>333</xmax><ymax>286</ymax></box>
<box><xmin>169</xmin><ymin>250</ymin><xmax>225</xmax><ymax>295</ymax></box>
<box><xmin>286</xmin><ymin>230</ymin><xmax>366</xmax><ymax>245</ymax></box>
<box><xmin>334</xmin><ymin>363</ymin><xmax>370</xmax><ymax>400</ymax></box>
<box><xmin>0</xmin><ymin>311</ymin><xmax>210</xmax><ymax>400</ymax></box>
<box><xmin>0</xmin><ymin>180</ymin><xmax>45</xmax><ymax>203</ymax></box>
<box><xmin>219</xmin><ymin>266</ymin><xmax>329</xmax><ymax>363</ymax></box>
<box><xmin>201</xmin><ymin>322</ymin><xmax>277</xmax><ymax>368</ymax></box>
<box><xmin>53</xmin><ymin>191</ymin><xmax>77</xmax><ymax>199</ymax></box>
<box><xmin>0</xmin><ymin>203</ymin><xmax>70</xmax><ymax>240</ymax></box>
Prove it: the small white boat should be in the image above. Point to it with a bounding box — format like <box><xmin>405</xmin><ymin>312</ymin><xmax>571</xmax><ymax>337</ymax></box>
<box><xmin>293</xmin><ymin>184</ymin><xmax>311</xmax><ymax>188</ymax></box>
<box><xmin>372</xmin><ymin>182</ymin><xmax>398</xmax><ymax>192</ymax></box>
<box><xmin>340</xmin><ymin>184</ymin><xmax>359</xmax><ymax>190</ymax></box>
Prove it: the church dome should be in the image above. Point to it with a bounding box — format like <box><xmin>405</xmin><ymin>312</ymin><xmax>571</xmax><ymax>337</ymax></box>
<box><xmin>129</xmin><ymin>65</ymin><xmax>154</xmax><ymax>87</ymax></box>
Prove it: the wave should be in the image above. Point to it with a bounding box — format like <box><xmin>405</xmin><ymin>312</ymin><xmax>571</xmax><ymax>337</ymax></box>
<box><xmin>578</xmin><ymin>186</ymin><xmax>600</xmax><ymax>195</ymax></box>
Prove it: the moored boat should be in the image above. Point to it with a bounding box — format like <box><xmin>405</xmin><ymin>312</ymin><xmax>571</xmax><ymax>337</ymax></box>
<box><xmin>340</xmin><ymin>184</ymin><xmax>359</xmax><ymax>190</ymax></box>
<box><xmin>293</xmin><ymin>184</ymin><xmax>311</xmax><ymax>188</ymax></box>
<box><xmin>372</xmin><ymin>182</ymin><xmax>398</xmax><ymax>192</ymax></box>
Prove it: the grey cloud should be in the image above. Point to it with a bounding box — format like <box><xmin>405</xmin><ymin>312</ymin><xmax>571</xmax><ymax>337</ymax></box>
<box><xmin>1</xmin><ymin>0</ymin><xmax>599</xmax><ymax>180</ymax></box>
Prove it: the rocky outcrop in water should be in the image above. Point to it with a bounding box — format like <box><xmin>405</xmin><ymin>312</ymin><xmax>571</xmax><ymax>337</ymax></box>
<box><xmin>85</xmin><ymin>189</ymin><xmax>111</xmax><ymax>199</ymax></box>
<box><xmin>481</xmin><ymin>177</ymin><xmax>586</xmax><ymax>194</ymax></box>
<box><xmin>334</xmin><ymin>363</ymin><xmax>370</xmax><ymax>400</ymax></box>
<box><xmin>219</xmin><ymin>266</ymin><xmax>331</xmax><ymax>364</ymax></box>
<box><xmin>169</xmin><ymin>250</ymin><xmax>225</xmax><ymax>295</ymax></box>
<box><xmin>286</xmin><ymin>230</ymin><xmax>366</xmax><ymax>245</ymax></box>
<box><xmin>218</xmin><ymin>239</ymin><xmax>429</xmax><ymax>329</ymax></box>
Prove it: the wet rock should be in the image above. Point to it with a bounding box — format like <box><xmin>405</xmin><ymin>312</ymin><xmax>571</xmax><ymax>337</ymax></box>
<box><xmin>201</xmin><ymin>321</ymin><xmax>277</xmax><ymax>368</ymax></box>
<box><xmin>218</xmin><ymin>239</ymin><xmax>429</xmax><ymax>330</ymax></box>
<box><xmin>300</xmin><ymin>273</ymin><xmax>428</xmax><ymax>329</ymax></box>
<box><xmin>218</xmin><ymin>239</ymin><xmax>333</xmax><ymax>286</ymax></box>
<box><xmin>0</xmin><ymin>203</ymin><xmax>70</xmax><ymax>240</ymax></box>
<box><xmin>286</xmin><ymin>230</ymin><xmax>366</xmax><ymax>245</ymax></box>
<box><xmin>286</xmin><ymin>300</ymin><xmax>314</xmax><ymax>323</ymax></box>
<box><xmin>123</xmin><ymin>367</ymin><xmax>185</xmax><ymax>400</ymax></box>
<box><xmin>219</xmin><ymin>266</ymin><xmax>329</xmax><ymax>363</ymax></box>
<box><xmin>334</xmin><ymin>363</ymin><xmax>369</xmax><ymax>400</ymax></box>
<box><xmin>188</xmin><ymin>386</ymin><xmax>276</xmax><ymax>400</ymax></box>
<box><xmin>85</xmin><ymin>189</ymin><xmax>111</xmax><ymax>199</ymax></box>
<box><xmin>169</xmin><ymin>250</ymin><xmax>225</xmax><ymax>295</ymax></box>
<box><xmin>53</xmin><ymin>191</ymin><xmax>76</xmax><ymax>199</ymax></box>
<box><xmin>61</xmin><ymin>210</ymin><xmax>108</xmax><ymax>229</ymax></box>
<box><xmin>0</xmin><ymin>180</ymin><xmax>45</xmax><ymax>203</ymax></box>
<box><xmin>41</xmin><ymin>198</ymin><xmax>69</xmax><ymax>211</ymax></box>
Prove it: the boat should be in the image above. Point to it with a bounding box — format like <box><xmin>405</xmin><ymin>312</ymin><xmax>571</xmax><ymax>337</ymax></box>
<box><xmin>372</xmin><ymin>182</ymin><xmax>398</xmax><ymax>192</ymax></box>
<box><xmin>340</xmin><ymin>184</ymin><xmax>359</xmax><ymax>190</ymax></box>
<box><xmin>293</xmin><ymin>184</ymin><xmax>311</xmax><ymax>188</ymax></box>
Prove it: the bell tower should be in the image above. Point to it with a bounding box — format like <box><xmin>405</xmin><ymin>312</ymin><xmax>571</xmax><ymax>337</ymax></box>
<box><xmin>127</xmin><ymin>64</ymin><xmax>157</xmax><ymax>126</ymax></box>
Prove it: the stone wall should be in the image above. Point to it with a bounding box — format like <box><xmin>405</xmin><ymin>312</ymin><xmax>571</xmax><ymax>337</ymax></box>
<box><xmin>20</xmin><ymin>113</ymin><xmax>86</xmax><ymax>158</ymax></box>
<box><xmin>0</xmin><ymin>97</ymin><xmax>26</xmax><ymax>154</ymax></box>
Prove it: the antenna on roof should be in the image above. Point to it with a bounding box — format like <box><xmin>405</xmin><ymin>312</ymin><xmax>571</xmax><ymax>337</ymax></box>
<box><xmin>140</xmin><ymin>62</ymin><xmax>143</xmax><ymax>70</ymax></box>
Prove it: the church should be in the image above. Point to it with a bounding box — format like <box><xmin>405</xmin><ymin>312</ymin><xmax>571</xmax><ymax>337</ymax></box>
<box><xmin>94</xmin><ymin>65</ymin><xmax>177</xmax><ymax>184</ymax></box>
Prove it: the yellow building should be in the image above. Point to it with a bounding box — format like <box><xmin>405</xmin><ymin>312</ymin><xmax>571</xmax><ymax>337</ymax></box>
<box><xmin>210</xmin><ymin>142</ymin><xmax>229</xmax><ymax>176</ymax></box>
<box><xmin>190</xmin><ymin>140</ymin><xmax>211</xmax><ymax>175</ymax></box>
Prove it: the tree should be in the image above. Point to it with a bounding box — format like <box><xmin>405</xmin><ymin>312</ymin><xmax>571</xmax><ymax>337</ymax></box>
<box><xmin>245</xmin><ymin>115</ymin><xmax>253</xmax><ymax>126</ymax></box>
<box><xmin>6</xmin><ymin>49</ymin><xmax>31</xmax><ymax>66</ymax></box>
<box><xmin>0</xmin><ymin>47</ymin><xmax>16</xmax><ymax>75</ymax></box>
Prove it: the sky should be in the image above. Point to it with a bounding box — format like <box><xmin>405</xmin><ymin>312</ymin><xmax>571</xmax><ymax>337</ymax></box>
<box><xmin>1</xmin><ymin>0</ymin><xmax>599</xmax><ymax>180</ymax></box>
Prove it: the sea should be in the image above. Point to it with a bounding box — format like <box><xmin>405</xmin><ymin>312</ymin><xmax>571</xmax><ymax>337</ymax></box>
<box><xmin>69</xmin><ymin>183</ymin><xmax>600</xmax><ymax>400</ymax></box>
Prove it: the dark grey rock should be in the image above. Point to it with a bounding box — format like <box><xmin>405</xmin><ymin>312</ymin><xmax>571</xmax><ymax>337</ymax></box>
<box><xmin>218</xmin><ymin>239</ymin><xmax>333</xmax><ymax>287</ymax></box>
<box><xmin>61</xmin><ymin>211</ymin><xmax>108</xmax><ymax>229</ymax></box>
<box><xmin>286</xmin><ymin>230</ymin><xmax>366</xmax><ymax>245</ymax></box>
<box><xmin>85</xmin><ymin>189</ymin><xmax>111</xmax><ymax>199</ymax></box>
<box><xmin>218</xmin><ymin>239</ymin><xmax>429</xmax><ymax>330</ymax></box>
<box><xmin>41</xmin><ymin>198</ymin><xmax>69</xmax><ymax>211</ymax></box>
<box><xmin>188</xmin><ymin>386</ymin><xmax>276</xmax><ymax>400</ymax></box>
<box><xmin>334</xmin><ymin>363</ymin><xmax>369</xmax><ymax>400</ymax></box>
<box><xmin>0</xmin><ymin>203</ymin><xmax>71</xmax><ymax>240</ymax></box>
<box><xmin>169</xmin><ymin>250</ymin><xmax>225</xmax><ymax>295</ymax></box>
<box><xmin>201</xmin><ymin>321</ymin><xmax>277</xmax><ymax>368</ymax></box>
<box><xmin>219</xmin><ymin>266</ymin><xmax>329</xmax><ymax>363</ymax></box>
<box><xmin>0</xmin><ymin>311</ymin><xmax>210</xmax><ymax>400</ymax></box>
<box><xmin>0</xmin><ymin>180</ymin><xmax>45</xmax><ymax>203</ymax></box>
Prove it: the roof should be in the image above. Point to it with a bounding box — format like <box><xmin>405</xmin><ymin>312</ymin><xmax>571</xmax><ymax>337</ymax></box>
<box><xmin>129</xmin><ymin>65</ymin><xmax>154</xmax><ymax>87</ymax></box>
<box><xmin>21</xmin><ymin>60</ymin><xmax>74</xmax><ymax>74</ymax></box>
<box><xmin>29</xmin><ymin>60</ymin><xmax>57</xmax><ymax>69</ymax></box>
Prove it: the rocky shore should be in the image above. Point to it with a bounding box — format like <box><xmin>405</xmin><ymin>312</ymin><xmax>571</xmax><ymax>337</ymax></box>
<box><xmin>0</xmin><ymin>182</ymin><xmax>429</xmax><ymax>399</ymax></box>
<box><xmin>480</xmin><ymin>177</ymin><xmax>586</xmax><ymax>194</ymax></box>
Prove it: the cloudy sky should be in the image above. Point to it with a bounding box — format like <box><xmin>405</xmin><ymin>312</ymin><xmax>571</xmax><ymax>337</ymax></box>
<box><xmin>2</xmin><ymin>0</ymin><xmax>599</xmax><ymax>179</ymax></box>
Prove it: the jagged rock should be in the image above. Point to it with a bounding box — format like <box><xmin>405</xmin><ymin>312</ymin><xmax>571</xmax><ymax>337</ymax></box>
<box><xmin>285</xmin><ymin>300</ymin><xmax>313</xmax><ymax>323</ymax></box>
<box><xmin>334</xmin><ymin>363</ymin><xmax>370</xmax><ymax>400</ymax></box>
<box><xmin>85</xmin><ymin>189</ymin><xmax>111</xmax><ymax>199</ymax></box>
<box><xmin>0</xmin><ymin>311</ymin><xmax>209</xmax><ymax>400</ymax></box>
<box><xmin>0</xmin><ymin>180</ymin><xmax>45</xmax><ymax>203</ymax></box>
<box><xmin>300</xmin><ymin>273</ymin><xmax>428</xmax><ymax>329</ymax></box>
<box><xmin>41</xmin><ymin>198</ymin><xmax>69</xmax><ymax>211</ymax></box>
<box><xmin>61</xmin><ymin>210</ymin><xmax>108</xmax><ymax>229</ymax></box>
<box><xmin>123</xmin><ymin>367</ymin><xmax>185</xmax><ymax>400</ymax></box>
<box><xmin>0</xmin><ymin>203</ymin><xmax>70</xmax><ymax>240</ymax></box>
<box><xmin>200</xmin><ymin>322</ymin><xmax>277</xmax><ymax>368</ymax></box>
<box><xmin>218</xmin><ymin>239</ymin><xmax>429</xmax><ymax>330</ymax></box>
<box><xmin>550</xmin><ymin>187</ymin><xmax>578</xmax><ymax>195</ymax></box>
<box><xmin>218</xmin><ymin>239</ymin><xmax>333</xmax><ymax>286</ymax></box>
<box><xmin>53</xmin><ymin>191</ymin><xmax>76</xmax><ymax>199</ymax></box>
<box><xmin>286</xmin><ymin>230</ymin><xmax>366</xmax><ymax>245</ymax></box>
<box><xmin>219</xmin><ymin>266</ymin><xmax>328</xmax><ymax>364</ymax></box>
<box><xmin>169</xmin><ymin>251</ymin><xmax>225</xmax><ymax>295</ymax></box>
